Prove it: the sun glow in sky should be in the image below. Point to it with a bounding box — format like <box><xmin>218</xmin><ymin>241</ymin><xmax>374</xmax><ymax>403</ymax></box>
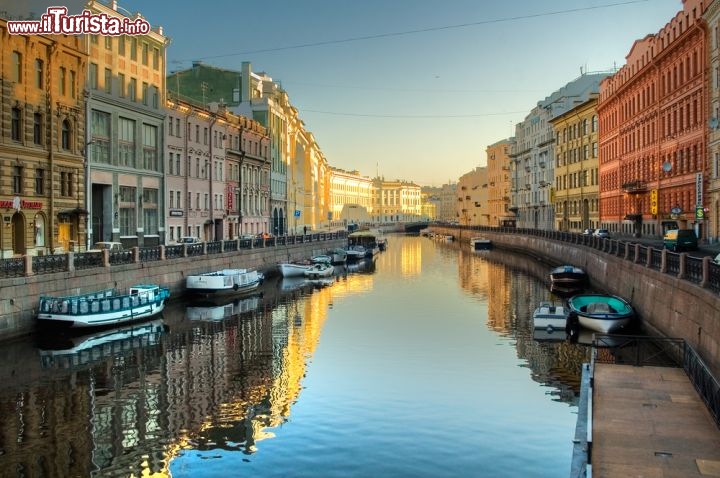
<box><xmin>5</xmin><ymin>0</ymin><xmax>682</xmax><ymax>185</ymax></box>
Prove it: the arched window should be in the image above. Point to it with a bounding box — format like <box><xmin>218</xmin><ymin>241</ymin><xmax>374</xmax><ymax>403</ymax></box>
<box><xmin>61</xmin><ymin>119</ymin><xmax>71</xmax><ymax>150</ymax></box>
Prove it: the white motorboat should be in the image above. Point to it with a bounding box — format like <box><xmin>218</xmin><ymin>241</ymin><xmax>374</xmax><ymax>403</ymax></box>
<box><xmin>186</xmin><ymin>268</ymin><xmax>263</xmax><ymax>297</ymax></box>
<box><xmin>37</xmin><ymin>284</ymin><xmax>169</xmax><ymax>329</ymax></box>
<box><xmin>278</xmin><ymin>262</ymin><xmax>312</xmax><ymax>277</ymax></box>
<box><xmin>304</xmin><ymin>263</ymin><xmax>334</xmax><ymax>279</ymax></box>
<box><xmin>532</xmin><ymin>301</ymin><xmax>569</xmax><ymax>332</ymax></box>
<box><xmin>549</xmin><ymin>265</ymin><xmax>587</xmax><ymax>288</ymax></box>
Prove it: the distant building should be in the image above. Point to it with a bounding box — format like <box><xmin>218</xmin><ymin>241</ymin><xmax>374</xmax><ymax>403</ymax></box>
<box><xmin>328</xmin><ymin>168</ymin><xmax>373</xmax><ymax>227</ymax></box>
<box><xmin>0</xmin><ymin>17</ymin><xmax>87</xmax><ymax>256</ymax></box>
<box><xmin>486</xmin><ymin>139</ymin><xmax>515</xmax><ymax>227</ymax></box>
<box><xmin>422</xmin><ymin>183</ymin><xmax>457</xmax><ymax>222</ymax></box>
<box><xmin>705</xmin><ymin>1</ymin><xmax>720</xmax><ymax>243</ymax></box>
<box><xmin>457</xmin><ymin>168</ymin><xmax>488</xmax><ymax>226</ymax></box>
<box><xmin>372</xmin><ymin>178</ymin><xmax>422</xmax><ymax>224</ymax></box>
<box><xmin>598</xmin><ymin>0</ymin><xmax>710</xmax><ymax>239</ymax></box>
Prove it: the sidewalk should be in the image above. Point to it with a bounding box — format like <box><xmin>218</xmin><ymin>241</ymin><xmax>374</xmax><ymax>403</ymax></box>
<box><xmin>614</xmin><ymin>234</ymin><xmax>720</xmax><ymax>259</ymax></box>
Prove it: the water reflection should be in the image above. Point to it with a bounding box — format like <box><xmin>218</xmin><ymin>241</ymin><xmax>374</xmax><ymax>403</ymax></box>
<box><xmin>0</xmin><ymin>235</ymin><xmax>591</xmax><ymax>477</ymax></box>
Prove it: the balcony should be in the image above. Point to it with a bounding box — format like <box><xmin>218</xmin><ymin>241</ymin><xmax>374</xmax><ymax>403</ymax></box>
<box><xmin>622</xmin><ymin>180</ymin><xmax>648</xmax><ymax>195</ymax></box>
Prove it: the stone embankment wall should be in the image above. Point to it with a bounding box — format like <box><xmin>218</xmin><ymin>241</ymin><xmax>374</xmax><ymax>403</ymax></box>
<box><xmin>433</xmin><ymin>227</ymin><xmax>720</xmax><ymax>376</ymax></box>
<box><xmin>0</xmin><ymin>239</ymin><xmax>344</xmax><ymax>341</ymax></box>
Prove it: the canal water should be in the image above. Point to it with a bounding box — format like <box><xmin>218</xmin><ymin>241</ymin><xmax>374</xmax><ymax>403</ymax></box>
<box><xmin>0</xmin><ymin>234</ymin><xmax>591</xmax><ymax>477</ymax></box>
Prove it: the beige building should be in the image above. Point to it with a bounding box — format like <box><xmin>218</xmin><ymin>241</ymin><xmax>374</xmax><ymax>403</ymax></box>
<box><xmin>486</xmin><ymin>139</ymin><xmax>515</xmax><ymax>227</ymax></box>
<box><xmin>0</xmin><ymin>17</ymin><xmax>87</xmax><ymax>257</ymax></box>
<box><xmin>328</xmin><ymin>168</ymin><xmax>374</xmax><ymax>228</ymax></box>
<box><xmin>457</xmin><ymin>167</ymin><xmax>488</xmax><ymax>226</ymax></box>
<box><xmin>550</xmin><ymin>96</ymin><xmax>601</xmax><ymax>232</ymax></box>
<box><xmin>372</xmin><ymin>178</ymin><xmax>422</xmax><ymax>224</ymax></box>
<box><xmin>420</xmin><ymin>192</ymin><xmax>437</xmax><ymax>221</ymax></box>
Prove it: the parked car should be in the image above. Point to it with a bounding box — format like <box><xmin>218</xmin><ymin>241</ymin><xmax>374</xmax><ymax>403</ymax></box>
<box><xmin>89</xmin><ymin>241</ymin><xmax>124</xmax><ymax>252</ymax></box>
<box><xmin>593</xmin><ymin>229</ymin><xmax>611</xmax><ymax>239</ymax></box>
<box><xmin>582</xmin><ymin>228</ymin><xmax>595</xmax><ymax>236</ymax></box>
<box><xmin>663</xmin><ymin>229</ymin><xmax>698</xmax><ymax>252</ymax></box>
<box><xmin>179</xmin><ymin>236</ymin><xmax>201</xmax><ymax>244</ymax></box>
<box><xmin>257</xmin><ymin>232</ymin><xmax>273</xmax><ymax>239</ymax></box>
<box><xmin>714</xmin><ymin>253</ymin><xmax>720</xmax><ymax>265</ymax></box>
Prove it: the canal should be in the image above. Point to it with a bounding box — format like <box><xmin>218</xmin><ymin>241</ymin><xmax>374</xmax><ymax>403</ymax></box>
<box><xmin>0</xmin><ymin>234</ymin><xmax>592</xmax><ymax>477</ymax></box>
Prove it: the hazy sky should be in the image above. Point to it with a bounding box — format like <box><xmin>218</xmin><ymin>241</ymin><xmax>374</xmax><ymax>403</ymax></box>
<box><xmin>10</xmin><ymin>0</ymin><xmax>683</xmax><ymax>186</ymax></box>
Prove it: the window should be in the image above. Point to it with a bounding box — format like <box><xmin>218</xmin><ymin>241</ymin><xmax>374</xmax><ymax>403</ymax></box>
<box><xmin>13</xmin><ymin>166</ymin><xmax>23</xmax><ymax>194</ymax></box>
<box><xmin>176</xmin><ymin>153</ymin><xmax>181</xmax><ymax>175</ymax></box>
<box><xmin>33</xmin><ymin>113</ymin><xmax>42</xmax><ymax>145</ymax></box>
<box><xmin>11</xmin><ymin>51</ymin><xmax>22</xmax><ymax>83</ymax></box>
<box><xmin>89</xmin><ymin>63</ymin><xmax>98</xmax><ymax>90</ymax></box>
<box><xmin>119</xmin><ymin>187</ymin><xmax>137</xmax><ymax>236</ymax></box>
<box><xmin>104</xmin><ymin>68</ymin><xmax>112</xmax><ymax>94</ymax></box>
<box><xmin>11</xmin><ymin>107</ymin><xmax>22</xmax><ymax>141</ymax></box>
<box><xmin>195</xmin><ymin>125</ymin><xmax>199</xmax><ymax>143</ymax></box>
<box><xmin>105</xmin><ymin>35</ymin><xmax>112</xmax><ymax>50</ymax></box>
<box><xmin>35</xmin><ymin>168</ymin><xmax>45</xmax><ymax>195</ymax></box>
<box><xmin>70</xmin><ymin>70</ymin><xmax>76</xmax><ymax>98</ymax></box>
<box><xmin>60</xmin><ymin>171</ymin><xmax>74</xmax><ymax>197</ymax></box>
<box><xmin>59</xmin><ymin>67</ymin><xmax>66</xmax><ymax>95</ymax></box>
<box><xmin>142</xmin><ymin>42</ymin><xmax>148</xmax><ymax>65</ymax></box>
<box><xmin>142</xmin><ymin>188</ymin><xmax>158</xmax><ymax>234</ymax></box>
<box><xmin>176</xmin><ymin>118</ymin><xmax>180</xmax><ymax>137</ymax></box>
<box><xmin>169</xmin><ymin>189</ymin><xmax>175</xmax><ymax>208</ymax></box>
<box><xmin>118</xmin><ymin>72</ymin><xmax>125</xmax><ymax>97</ymax></box>
<box><xmin>35</xmin><ymin>59</ymin><xmax>44</xmax><ymax>88</ymax></box>
<box><xmin>118</xmin><ymin>117</ymin><xmax>136</xmax><ymax>167</ymax></box>
<box><xmin>130</xmin><ymin>37</ymin><xmax>137</xmax><ymax>61</ymax></box>
<box><xmin>176</xmin><ymin>191</ymin><xmax>181</xmax><ymax>209</ymax></box>
<box><xmin>168</xmin><ymin>155</ymin><xmax>174</xmax><ymax>175</ymax></box>
<box><xmin>91</xmin><ymin>110</ymin><xmax>111</xmax><ymax>164</ymax></box>
<box><xmin>118</xmin><ymin>35</ymin><xmax>125</xmax><ymax>56</ymax></box>
<box><xmin>61</xmin><ymin>119</ymin><xmax>71</xmax><ymax>150</ymax></box>
<box><xmin>143</xmin><ymin>124</ymin><xmax>158</xmax><ymax>170</ymax></box>
<box><xmin>129</xmin><ymin>78</ymin><xmax>136</xmax><ymax>101</ymax></box>
<box><xmin>204</xmin><ymin>127</ymin><xmax>208</xmax><ymax>145</ymax></box>
<box><xmin>152</xmin><ymin>47</ymin><xmax>159</xmax><ymax>69</ymax></box>
<box><xmin>142</xmin><ymin>82</ymin><xmax>148</xmax><ymax>105</ymax></box>
<box><xmin>151</xmin><ymin>86</ymin><xmax>158</xmax><ymax>108</ymax></box>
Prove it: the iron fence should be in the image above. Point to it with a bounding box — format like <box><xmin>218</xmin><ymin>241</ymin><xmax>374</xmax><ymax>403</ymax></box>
<box><xmin>686</xmin><ymin>256</ymin><xmax>703</xmax><ymax>283</ymax></box>
<box><xmin>165</xmin><ymin>245</ymin><xmax>183</xmax><ymax>259</ymax></box>
<box><xmin>74</xmin><ymin>252</ymin><xmax>103</xmax><ymax>270</ymax></box>
<box><xmin>650</xmin><ymin>249</ymin><xmax>662</xmax><ymax>270</ymax></box>
<box><xmin>32</xmin><ymin>254</ymin><xmax>67</xmax><ymax>274</ymax></box>
<box><xmin>140</xmin><ymin>247</ymin><xmax>160</xmax><ymax>262</ymax></box>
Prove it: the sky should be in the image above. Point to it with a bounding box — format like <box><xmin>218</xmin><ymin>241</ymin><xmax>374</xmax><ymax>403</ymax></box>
<box><xmin>5</xmin><ymin>0</ymin><xmax>683</xmax><ymax>186</ymax></box>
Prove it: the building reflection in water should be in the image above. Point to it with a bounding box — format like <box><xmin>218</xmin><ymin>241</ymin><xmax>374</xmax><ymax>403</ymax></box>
<box><xmin>0</xmin><ymin>236</ymin><xmax>587</xmax><ymax>476</ymax></box>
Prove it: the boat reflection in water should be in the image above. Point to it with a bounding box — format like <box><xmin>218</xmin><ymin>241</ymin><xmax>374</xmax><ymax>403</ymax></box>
<box><xmin>186</xmin><ymin>293</ymin><xmax>262</xmax><ymax>321</ymax></box>
<box><xmin>36</xmin><ymin>318</ymin><xmax>167</xmax><ymax>369</ymax></box>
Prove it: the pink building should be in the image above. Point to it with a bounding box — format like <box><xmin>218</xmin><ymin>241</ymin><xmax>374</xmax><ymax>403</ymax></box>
<box><xmin>598</xmin><ymin>0</ymin><xmax>710</xmax><ymax>239</ymax></box>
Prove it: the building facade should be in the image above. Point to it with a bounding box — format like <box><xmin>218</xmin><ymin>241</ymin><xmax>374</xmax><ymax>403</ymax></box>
<box><xmin>1</xmin><ymin>17</ymin><xmax>87</xmax><ymax>257</ymax></box>
<box><xmin>85</xmin><ymin>1</ymin><xmax>169</xmax><ymax>248</ymax></box>
<box><xmin>706</xmin><ymin>1</ymin><xmax>720</xmax><ymax>243</ymax></box>
<box><xmin>550</xmin><ymin>93</ymin><xmax>603</xmax><ymax>233</ymax></box>
<box><xmin>598</xmin><ymin>0</ymin><xmax>710</xmax><ymax>239</ymax></box>
<box><xmin>486</xmin><ymin>139</ymin><xmax>515</xmax><ymax>227</ymax></box>
<box><xmin>328</xmin><ymin>168</ymin><xmax>374</xmax><ymax>228</ymax></box>
<box><xmin>372</xmin><ymin>179</ymin><xmax>422</xmax><ymax>224</ymax></box>
<box><xmin>456</xmin><ymin>167</ymin><xmax>488</xmax><ymax>226</ymax></box>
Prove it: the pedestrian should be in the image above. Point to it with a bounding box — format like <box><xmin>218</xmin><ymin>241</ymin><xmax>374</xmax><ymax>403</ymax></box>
<box><xmin>304</xmin><ymin>226</ymin><xmax>307</xmax><ymax>235</ymax></box>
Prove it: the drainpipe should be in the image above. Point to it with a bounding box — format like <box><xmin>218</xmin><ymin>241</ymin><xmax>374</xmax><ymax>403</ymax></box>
<box><xmin>209</xmin><ymin>115</ymin><xmax>217</xmax><ymax>240</ymax></box>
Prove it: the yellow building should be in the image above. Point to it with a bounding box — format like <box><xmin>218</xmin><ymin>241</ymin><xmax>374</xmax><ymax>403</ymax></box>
<box><xmin>457</xmin><ymin>167</ymin><xmax>488</xmax><ymax>226</ymax></box>
<box><xmin>372</xmin><ymin>178</ymin><xmax>422</xmax><ymax>224</ymax></box>
<box><xmin>550</xmin><ymin>95</ymin><xmax>601</xmax><ymax>232</ymax></box>
<box><xmin>329</xmin><ymin>168</ymin><xmax>374</xmax><ymax>228</ymax></box>
<box><xmin>0</xmin><ymin>17</ymin><xmax>88</xmax><ymax>257</ymax></box>
<box><xmin>486</xmin><ymin>139</ymin><xmax>515</xmax><ymax>227</ymax></box>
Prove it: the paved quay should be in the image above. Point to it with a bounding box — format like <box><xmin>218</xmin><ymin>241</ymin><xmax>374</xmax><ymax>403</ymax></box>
<box><xmin>591</xmin><ymin>363</ymin><xmax>720</xmax><ymax>477</ymax></box>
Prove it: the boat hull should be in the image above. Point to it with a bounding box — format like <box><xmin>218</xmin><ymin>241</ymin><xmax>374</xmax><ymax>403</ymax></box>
<box><xmin>550</xmin><ymin>266</ymin><xmax>587</xmax><ymax>286</ymax></box>
<box><xmin>567</xmin><ymin>294</ymin><xmax>635</xmax><ymax>333</ymax></box>
<box><xmin>532</xmin><ymin>302</ymin><xmax>568</xmax><ymax>331</ymax></box>
<box><xmin>278</xmin><ymin>263</ymin><xmax>311</xmax><ymax>277</ymax></box>
<box><xmin>471</xmin><ymin>238</ymin><xmax>492</xmax><ymax>251</ymax></box>
<box><xmin>186</xmin><ymin>269</ymin><xmax>262</xmax><ymax>296</ymax></box>
<box><xmin>37</xmin><ymin>289</ymin><xmax>168</xmax><ymax>329</ymax></box>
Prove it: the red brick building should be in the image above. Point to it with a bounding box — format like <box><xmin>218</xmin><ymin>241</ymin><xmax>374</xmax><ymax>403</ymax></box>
<box><xmin>598</xmin><ymin>0</ymin><xmax>710</xmax><ymax>239</ymax></box>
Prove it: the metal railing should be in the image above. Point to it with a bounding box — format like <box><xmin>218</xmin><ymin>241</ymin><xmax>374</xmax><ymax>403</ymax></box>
<box><xmin>0</xmin><ymin>231</ymin><xmax>348</xmax><ymax>278</ymax></box>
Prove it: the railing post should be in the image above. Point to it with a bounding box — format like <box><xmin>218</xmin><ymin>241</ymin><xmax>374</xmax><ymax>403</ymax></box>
<box><xmin>24</xmin><ymin>255</ymin><xmax>33</xmax><ymax>276</ymax></box>
<box><xmin>202</xmin><ymin>242</ymin><xmax>208</xmax><ymax>255</ymax></box>
<box><xmin>660</xmin><ymin>248</ymin><xmax>667</xmax><ymax>273</ymax></box>
<box><xmin>183</xmin><ymin>244</ymin><xmax>189</xmax><ymax>258</ymax></box>
<box><xmin>133</xmin><ymin>246</ymin><xmax>140</xmax><ymax>263</ymax></box>
<box><xmin>160</xmin><ymin>245</ymin><xmax>166</xmax><ymax>261</ymax></box>
<box><xmin>700</xmin><ymin>256</ymin><xmax>710</xmax><ymax>288</ymax></box>
<box><xmin>68</xmin><ymin>252</ymin><xmax>76</xmax><ymax>272</ymax></box>
<box><xmin>220</xmin><ymin>240</ymin><xmax>225</xmax><ymax>253</ymax></box>
<box><xmin>632</xmin><ymin>244</ymin><xmax>640</xmax><ymax>263</ymax></box>
<box><xmin>103</xmin><ymin>249</ymin><xmax>110</xmax><ymax>268</ymax></box>
<box><xmin>646</xmin><ymin>247</ymin><xmax>653</xmax><ymax>267</ymax></box>
<box><xmin>678</xmin><ymin>252</ymin><xmax>686</xmax><ymax>279</ymax></box>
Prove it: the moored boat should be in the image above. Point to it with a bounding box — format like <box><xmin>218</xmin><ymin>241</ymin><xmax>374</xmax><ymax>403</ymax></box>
<box><xmin>37</xmin><ymin>284</ymin><xmax>169</xmax><ymax>329</ymax></box>
<box><xmin>567</xmin><ymin>294</ymin><xmax>635</xmax><ymax>333</ymax></box>
<box><xmin>327</xmin><ymin>248</ymin><xmax>348</xmax><ymax>265</ymax></box>
<box><xmin>532</xmin><ymin>301</ymin><xmax>569</xmax><ymax>331</ymax></box>
<box><xmin>278</xmin><ymin>262</ymin><xmax>312</xmax><ymax>277</ymax></box>
<box><xmin>549</xmin><ymin>265</ymin><xmax>587</xmax><ymax>288</ymax></box>
<box><xmin>304</xmin><ymin>262</ymin><xmax>334</xmax><ymax>279</ymax></box>
<box><xmin>186</xmin><ymin>268</ymin><xmax>263</xmax><ymax>297</ymax></box>
<box><xmin>348</xmin><ymin>230</ymin><xmax>381</xmax><ymax>258</ymax></box>
<box><xmin>470</xmin><ymin>237</ymin><xmax>492</xmax><ymax>251</ymax></box>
